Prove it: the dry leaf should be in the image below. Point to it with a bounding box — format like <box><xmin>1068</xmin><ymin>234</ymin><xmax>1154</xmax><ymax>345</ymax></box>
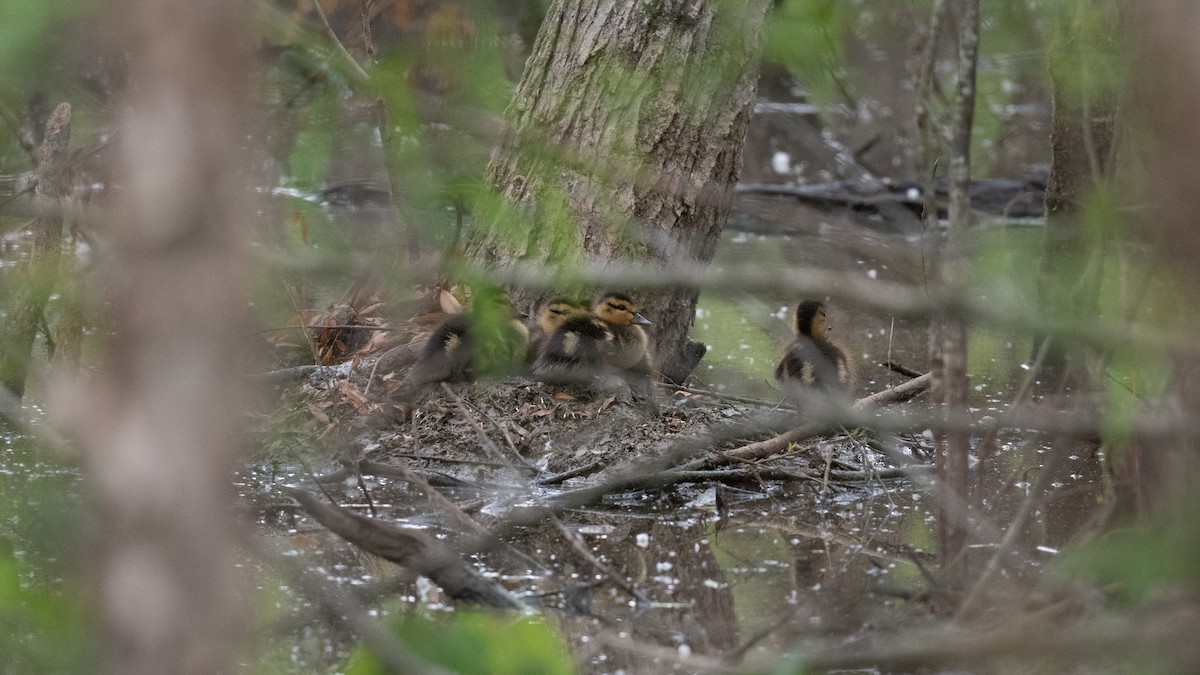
<box><xmin>438</xmin><ymin>289</ymin><xmax>462</xmax><ymax>314</ymax></box>
<box><xmin>338</xmin><ymin>381</ymin><xmax>367</xmax><ymax>409</ymax></box>
<box><xmin>291</xmin><ymin>211</ymin><xmax>309</xmax><ymax>245</ymax></box>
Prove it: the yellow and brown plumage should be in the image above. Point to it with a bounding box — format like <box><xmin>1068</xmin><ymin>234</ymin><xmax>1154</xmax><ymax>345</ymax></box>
<box><xmin>404</xmin><ymin>289</ymin><xmax>529</xmax><ymax>387</ymax></box>
<box><xmin>592</xmin><ymin>292</ymin><xmax>653</xmax><ymax>374</ymax></box>
<box><xmin>589</xmin><ymin>292</ymin><xmax>658</xmax><ymax>406</ymax></box>
<box><xmin>532</xmin><ymin>307</ymin><xmax>615</xmax><ymax>383</ymax></box>
<box><xmin>775</xmin><ymin>299</ymin><xmax>852</xmax><ymax>394</ymax></box>
<box><xmin>528</xmin><ymin>297</ymin><xmax>590</xmax><ymax>360</ymax></box>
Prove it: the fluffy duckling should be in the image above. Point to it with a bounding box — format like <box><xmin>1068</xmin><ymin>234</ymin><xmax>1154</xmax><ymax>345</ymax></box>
<box><xmin>532</xmin><ymin>308</ymin><xmax>615</xmax><ymax>383</ymax></box>
<box><xmin>593</xmin><ymin>292</ymin><xmax>654</xmax><ymax>373</ymax></box>
<box><xmin>405</xmin><ymin>289</ymin><xmax>529</xmax><ymax>387</ymax></box>
<box><xmin>592</xmin><ymin>292</ymin><xmax>658</xmax><ymax>407</ymax></box>
<box><xmin>774</xmin><ymin>299</ymin><xmax>852</xmax><ymax>394</ymax></box>
<box><xmin>528</xmin><ymin>297</ymin><xmax>590</xmax><ymax>359</ymax></box>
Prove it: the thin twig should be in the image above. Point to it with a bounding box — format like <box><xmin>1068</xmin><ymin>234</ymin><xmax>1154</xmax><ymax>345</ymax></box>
<box><xmin>308</xmin><ymin>0</ymin><xmax>370</xmax><ymax>82</ymax></box>
<box><xmin>550</xmin><ymin>515</ymin><xmax>649</xmax><ymax>605</ymax></box>
<box><xmin>459</xmin><ymin>397</ymin><xmax>531</xmax><ymax>469</ymax></box>
<box><xmin>368</xmin><ymin>458</ymin><xmax>489</xmax><ymax>537</ymax></box>
<box><xmin>537</xmin><ymin>460</ymin><xmax>604</xmax><ymax>486</ymax></box>
<box><xmin>378</xmin><ymin>452</ymin><xmax>514</xmax><ymax>469</ymax></box>
<box><xmin>438</xmin><ymin>383</ymin><xmax>525</xmax><ymax>470</ymax></box>
<box><xmin>658</xmin><ymin>379</ymin><xmax>791</xmax><ymax>409</ymax></box>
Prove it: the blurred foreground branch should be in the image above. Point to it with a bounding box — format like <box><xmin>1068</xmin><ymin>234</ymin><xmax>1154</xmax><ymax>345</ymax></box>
<box><xmin>61</xmin><ymin>1</ymin><xmax>259</xmax><ymax>672</ymax></box>
<box><xmin>465</xmin><ymin>259</ymin><xmax>1198</xmax><ymax>359</ymax></box>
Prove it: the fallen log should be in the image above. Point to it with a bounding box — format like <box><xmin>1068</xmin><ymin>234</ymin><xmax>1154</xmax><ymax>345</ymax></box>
<box><xmin>735</xmin><ymin>176</ymin><xmax>1045</xmax><ymax>221</ymax></box>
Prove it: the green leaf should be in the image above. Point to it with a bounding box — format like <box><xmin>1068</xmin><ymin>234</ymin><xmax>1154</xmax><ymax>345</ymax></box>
<box><xmin>0</xmin><ymin>0</ymin><xmax>84</xmax><ymax>88</ymax></box>
<box><xmin>346</xmin><ymin>609</ymin><xmax>575</xmax><ymax>675</ymax></box>
<box><xmin>288</xmin><ymin>114</ymin><xmax>336</xmax><ymax>192</ymax></box>
<box><xmin>1051</xmin><ymin>517</ymin><xmax>1200</xmax><ymax>602</ymax></box>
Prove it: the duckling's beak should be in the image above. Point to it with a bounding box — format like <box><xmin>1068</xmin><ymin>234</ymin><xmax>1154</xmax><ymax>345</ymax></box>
<box><xmin>633</xmin><ymin>313</ymin><xmax>652</xmax><ymax>325</ymax></box>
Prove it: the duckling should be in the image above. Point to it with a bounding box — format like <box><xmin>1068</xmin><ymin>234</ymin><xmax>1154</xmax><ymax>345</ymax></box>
<box><xmin>527</xmin><ymin>297</ymin><xmax>591</xmax><ymax>360</ymax></box>
<box><xmin>774</xmin><ymin>299</ymin><xmax>852</xmax><ymax>394</ymax></box>
<box><xmin>590</xmin><ymin>292</ymin><xmax>659</xmax><ymax>407</ymax></box>
<box><xmin>531</xmin><ymin>309</ymin><xmax>615</xmax><ymax>383</ymax></box>
<box><xmin>593</xmin><ymin>292</ymin><xmax>653</xmax><ymax>373</ymax></box>
<box><xmin>405</xmin><ymin>289</ymin><xmax>529</xmax><ymax>387</ymax></box>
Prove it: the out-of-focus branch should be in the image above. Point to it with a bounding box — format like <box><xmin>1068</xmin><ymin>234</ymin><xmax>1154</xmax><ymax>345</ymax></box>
<box><xmin>468</xmin><ymin>259</ymin><xmax>1196</xmax><ymax>359</ymax></box>
<box><xmin>308</xmin><ymin>0</ymin><xmax>369</xmax><ymax>82</ymax></box>
<box><xmin>0</xmin><ymin>103</ymin><xmax>39</xmax><ymax>161</ymax></box>
<box><xmin>1128</xmin><ymin>0</ymin><xmax>1200</xmax><ymax>516</ymax></box>
<box><xmin>63</xmin><ymin>1</ymin><xmax>260</xmax><ymax>672</ymax></box>
<box><xmin>263</xmin><ymin>248</ymin><xmax>1193</xmax><ymax>359</ymax></box>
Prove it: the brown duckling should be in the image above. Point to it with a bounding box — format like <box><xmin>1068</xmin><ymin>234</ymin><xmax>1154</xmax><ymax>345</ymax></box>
<box><xmin>528</xmin><ymin>297</ymin><xmax>591</xmax><ymax>359</ymax></box>
<box><xmin>593</xmin><ymin>292</ymin><xmax>653</xmax><ymax>373</ymax></box>
<box><xmin>592</xmin><ymin>292</ymin><xmax>658</xmax><ymax>407</ymax></box>
<box><xmin>774</xmin><ymin>299</ymin><xmax>852</xmax><ymax>394</ymax></box>
<box><xmin>532</xmin><ymin>308</ymin><xmax>615</xmax><ymax>383</ymax></box>
<box><xmin>405</xmin><ymin>289</ymin><xmax>529</xmax><ymax>387</ymax></box>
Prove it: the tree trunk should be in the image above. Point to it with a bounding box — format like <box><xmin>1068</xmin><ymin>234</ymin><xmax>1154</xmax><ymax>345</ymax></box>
<box><xmin>1032</xmin><ymin>7</ymin><xmax>1117</xmax><ymax>533</ymax></box>
<box><xmin>912</xmin><ymin>0</ymin><xmax>979</xmax><ymax>593</ymax></box>
<box><xmin>1038</xmin><ymin>28</ymin><xmax>1116</xmax><ymax>387</ymax></box>
<box><xmin>0</xmin><ymin>102</ymin><xmax>70</xmax><ymax>400</ymax></box>
<box><xmin>464</xmin><ymin>0</ymin><xmax>769</xmax><ymax>382</ymax></box>
<box><xmin>925</xmin><ymin>0</ymin><xmax>979</xmax><ymax>591</ymax></box>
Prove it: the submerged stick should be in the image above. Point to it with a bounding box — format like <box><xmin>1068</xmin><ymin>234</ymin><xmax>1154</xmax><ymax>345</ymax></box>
<box><xmin>283</xmin><ymin>486</ymin><xmax>524</xmax><ymax>611</ymax></box>
<box><xmin>712</xmin><ymin>372</ymin><xmax>933</xmax><ymax>465</ymax></box>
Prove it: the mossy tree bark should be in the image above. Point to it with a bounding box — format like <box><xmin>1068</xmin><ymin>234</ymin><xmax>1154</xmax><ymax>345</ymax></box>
<box><xmin>464</xmin><ymin>0</ymin><xmax>769</xmax><ymax>382</ymax></box>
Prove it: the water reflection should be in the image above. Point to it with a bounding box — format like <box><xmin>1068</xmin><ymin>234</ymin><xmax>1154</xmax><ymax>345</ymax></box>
<box><xmin>0</xmin><ymin>421</ymin><xmax>85</xmax><ymax>589</ymax></box>
<box><xmin>238</xmin><ymin>455</ymin><xmax>945</xmax><ymax>672</ymax></box>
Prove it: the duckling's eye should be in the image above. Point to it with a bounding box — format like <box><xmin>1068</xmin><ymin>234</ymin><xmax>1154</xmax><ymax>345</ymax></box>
<box><xmin>614</xmin><ymin>304</ymin><xmax>627</xmax><ymax>312</ymax></box>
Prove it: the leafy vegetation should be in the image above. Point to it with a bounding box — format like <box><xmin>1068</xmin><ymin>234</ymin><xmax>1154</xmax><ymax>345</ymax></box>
<box><xmin>347</xmin><ymin>610</ymin><xmax>574</xmax><ymax>675</ymax></box>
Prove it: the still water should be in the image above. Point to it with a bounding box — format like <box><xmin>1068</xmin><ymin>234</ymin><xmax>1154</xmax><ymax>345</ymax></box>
<box><xmin>695</xmin><ymin>216</ymin><xmax>1044</xmax><ymax>412</ymax></box>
